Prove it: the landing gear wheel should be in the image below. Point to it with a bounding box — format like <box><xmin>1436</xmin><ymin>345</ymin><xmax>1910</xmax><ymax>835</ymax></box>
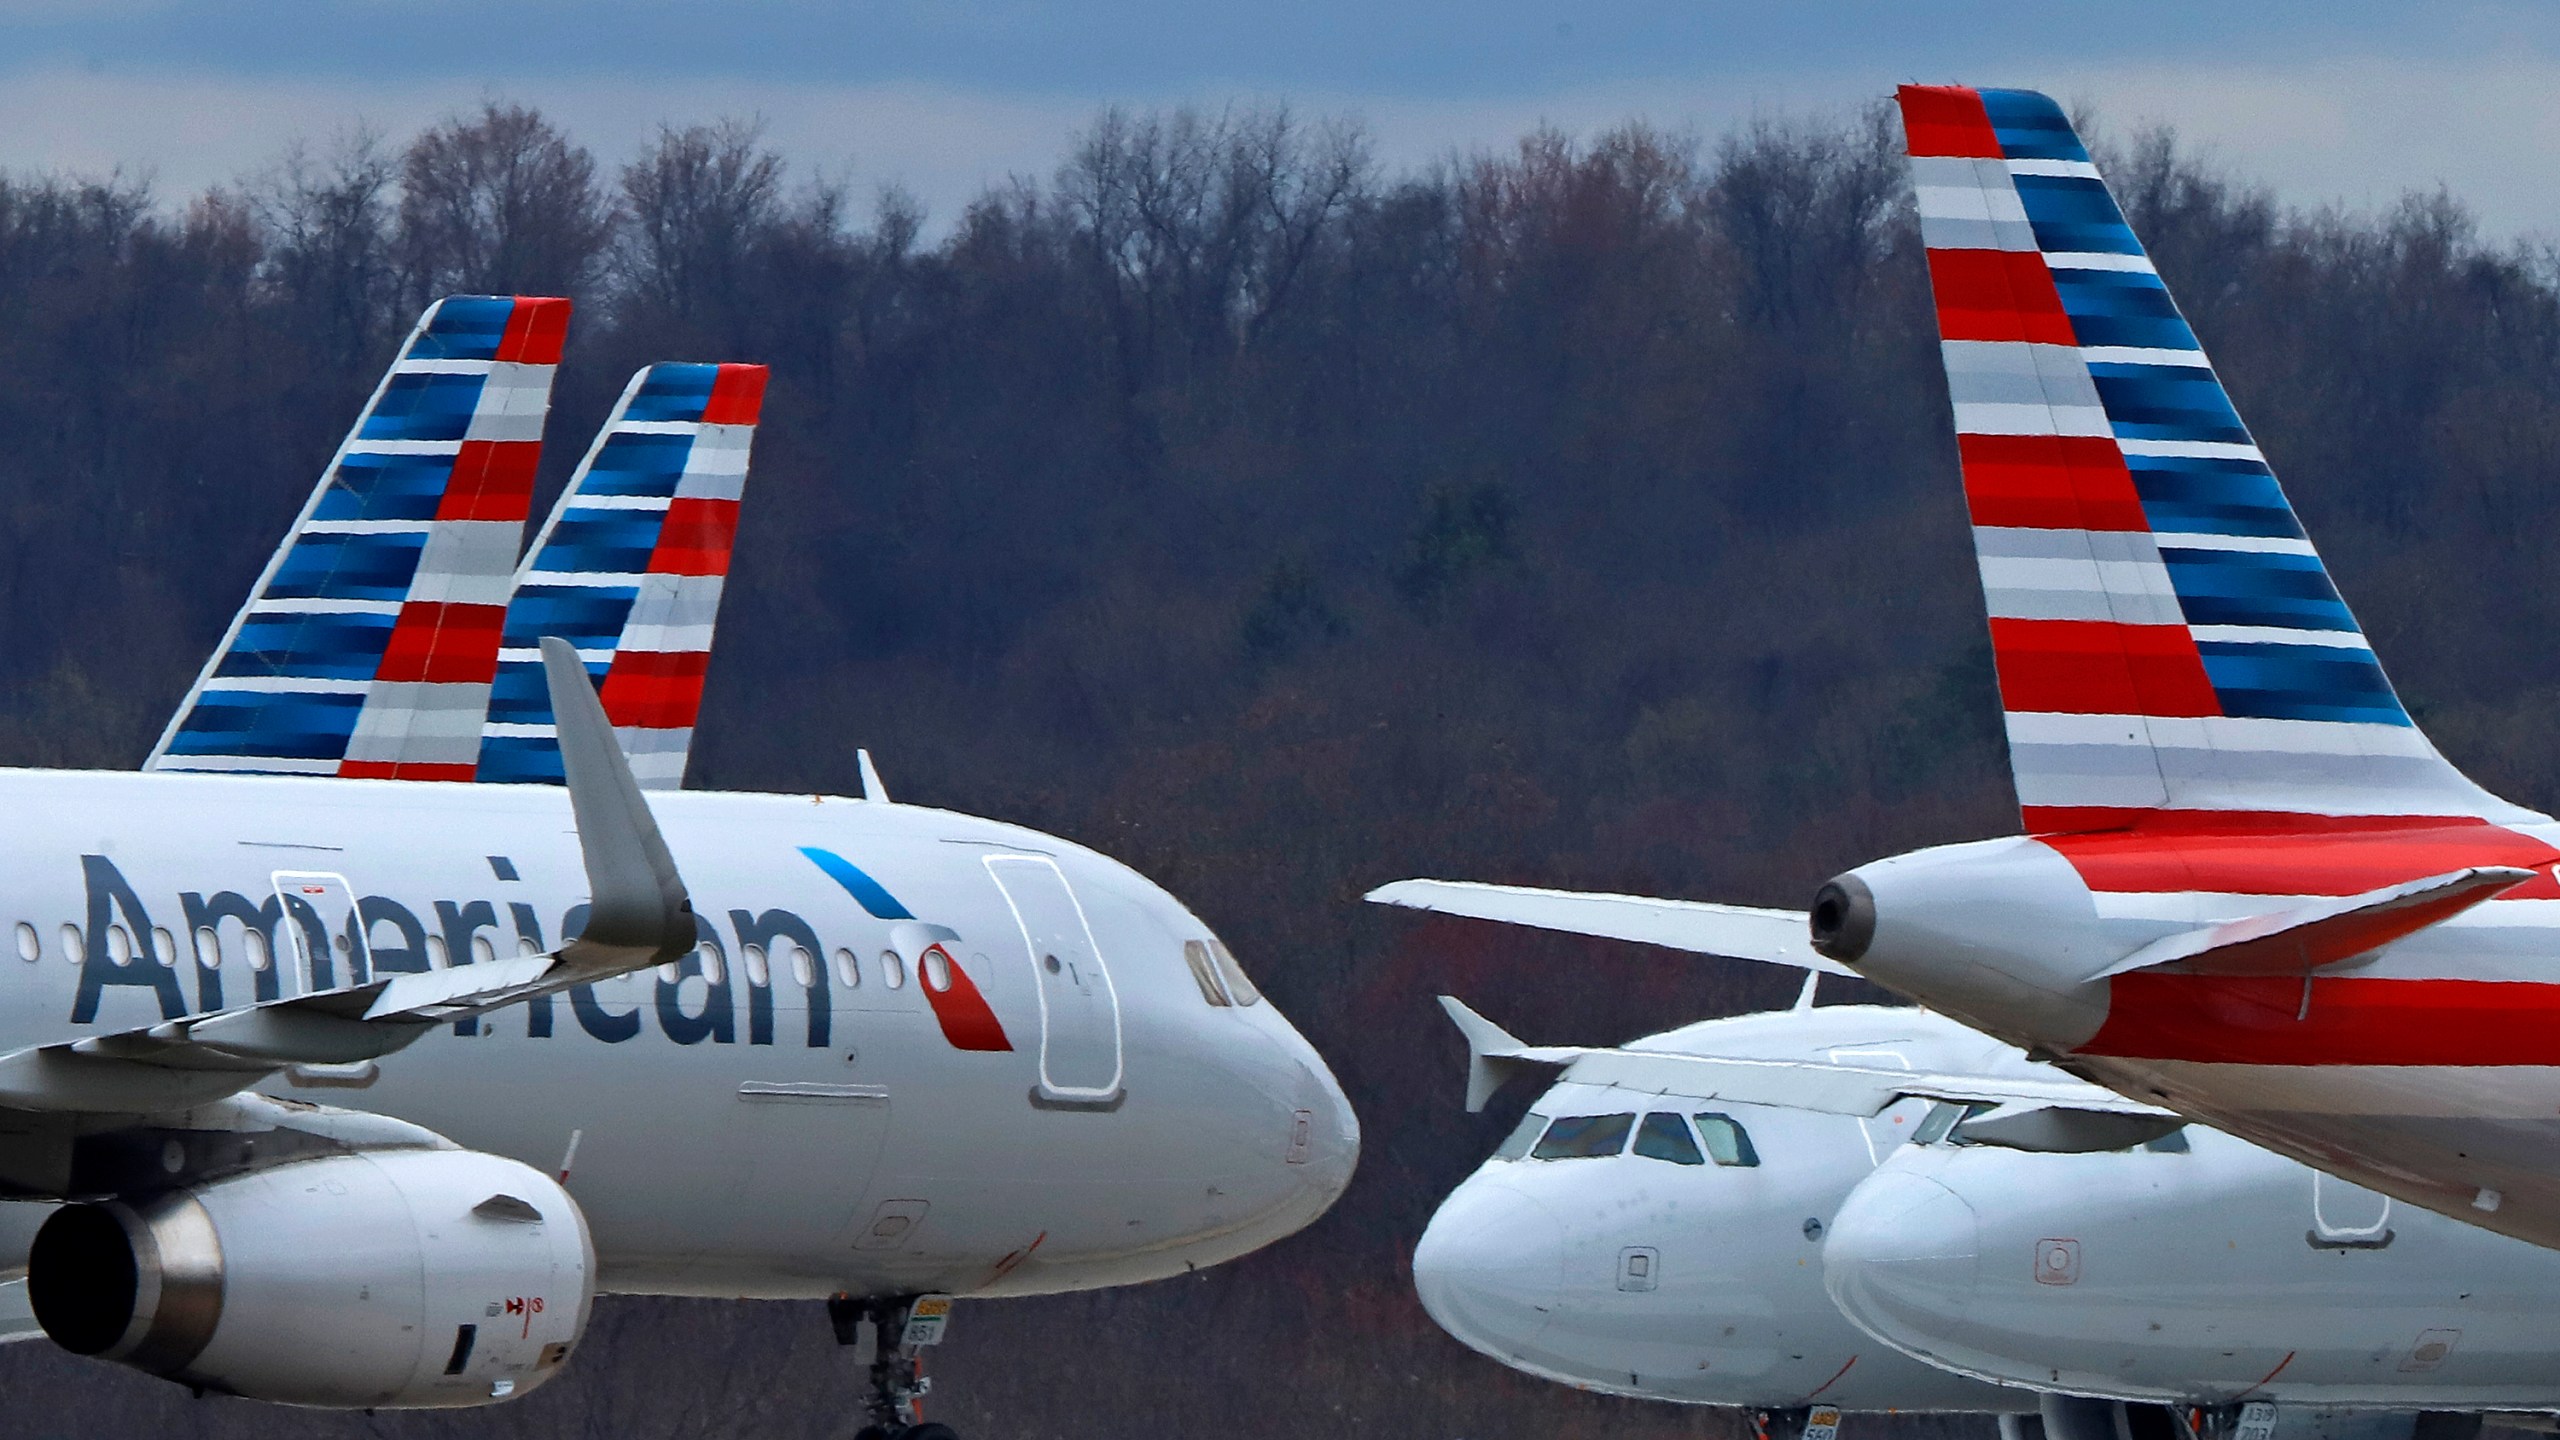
<box><xmin>830</xmin><ymin>1293</ymin><xmax>943</xmax><ymax>1437</ymax></box>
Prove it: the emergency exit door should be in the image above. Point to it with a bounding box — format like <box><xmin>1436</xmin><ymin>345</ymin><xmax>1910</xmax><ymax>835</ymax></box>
<box><xmin>984</xmin><ymin>856</ymin><xmax>1123</xmax><ymax>1104</ymax></box>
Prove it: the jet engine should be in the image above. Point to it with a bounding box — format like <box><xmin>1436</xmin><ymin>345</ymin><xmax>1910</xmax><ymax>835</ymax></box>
<box><xmin>26</xmin><ymin>1148</ymin><xmax>592</xmax><ymax>1408</ymax></box>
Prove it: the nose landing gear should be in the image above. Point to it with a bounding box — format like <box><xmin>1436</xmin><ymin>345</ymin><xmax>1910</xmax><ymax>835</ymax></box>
<box><xmin>830</xmin><ymin>1292</ymin><xmax>959</xmax><ymax>1440</ymax></box>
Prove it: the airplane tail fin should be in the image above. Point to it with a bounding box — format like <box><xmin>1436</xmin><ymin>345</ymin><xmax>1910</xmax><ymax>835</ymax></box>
<box><xmin>478</xmin><ymin>363</ymin><xmax>767</xmax><ymax>788</ymax></box>
<box><xmin>149</xmin><ymin>296</ymin><xmax>569</xmax><ymax>778</ymax></box>
<box><xmin>1895</xmin><ymin>86</ymin><xmax>2535</xmax><ymax>833</ymax></box>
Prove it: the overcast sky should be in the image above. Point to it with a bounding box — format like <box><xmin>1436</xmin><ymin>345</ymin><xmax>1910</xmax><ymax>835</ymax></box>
<box><xmin>7</xmin><ymin>1</ymin><xmax>2560</xmax><ymax>240</ymax></box>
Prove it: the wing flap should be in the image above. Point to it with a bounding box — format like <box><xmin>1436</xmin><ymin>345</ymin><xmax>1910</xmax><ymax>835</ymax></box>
<box><xmin>1374</xmin><ymin>880</ymin><xmax>1848</xmax><ymax>975</ymax></box>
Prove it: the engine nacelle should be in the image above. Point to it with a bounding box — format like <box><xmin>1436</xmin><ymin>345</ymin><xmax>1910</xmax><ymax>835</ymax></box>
<box><xmin>27</xmin><ymin>1149</ymin><xmax>592</xmax><ymax>1409</ymax></box>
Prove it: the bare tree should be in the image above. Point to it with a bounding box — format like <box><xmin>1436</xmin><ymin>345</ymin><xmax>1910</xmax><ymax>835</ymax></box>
<box><xmin>396</xmin><ymin>101</ymin><xmax>613</xmax><ymax>301</ymax></box>
<box><xmin>616</xmin><ymin>118</ymin><xmax>785</xmax><ymax>327</ymax></box>
<box><xmin>250</xmin><ymin>128</ymin><xmax>396</xmax><ymax>365</ymax></box>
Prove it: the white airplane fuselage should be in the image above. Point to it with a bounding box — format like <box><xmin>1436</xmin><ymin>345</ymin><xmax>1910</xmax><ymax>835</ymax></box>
<box><xmin>1825</xmin><ymin>1120</ymin><xmax>2560</xmax><ymax>1408</ymax></box>
<box><xmin>0</xmin><ymin>768</ymin><xmax>1357</xmax><ymax>1301</ymax></box>
<box><xmin>1412</xmin><ymin>1006</ymin><xmax>2030</xmax><ymax>1413</ymax></box>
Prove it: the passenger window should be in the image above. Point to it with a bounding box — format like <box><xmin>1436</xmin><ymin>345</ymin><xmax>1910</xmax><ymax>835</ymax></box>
<box><xmin>1208</xmin><ymin>939</ymin><xmax>1260</xmax><ymax>1006</ymax></box>
<box><xmin>1182</xmin><ymin>940</ymin><xmax>1233</xmax><ymax>1007</ymax></box>
<box><xmin>1692</xmin><ymin>1113</ymin><xmax>1760</xmax><ymax>1167</ymax></box>
<box><xmin>880</xmin><ymin>951</ymin><xmax>907</xmax><ymax>989</ymax></box>
<box><xmin>13</xmin><ymin>923</ymin><xmax>38</xmax><ymax>964</ymax></box>
<box><xmin>791</xmin><ymin>945</ymin><xmax>817</xmax><ymax>989</ymax></box>
<box><xmin>1494</xmin><ymin>1111</ymin><xmax>1550</xmax><ymax>1161</ymax></box>
<box><xmin>1634</xmin><ymin>1113</ymin><xmax>1706</xmax><ymax>1166</ymax></box>
<box><xmin>425</xmin><ymin>936</ymin><xmax>450</xmax><ymax>969</ymax></box>
<box><xmin>153</xmin><ymin>928</ymin><xmax>177</xmax><ymax>969</ymax></box>
<box><xmin>699</xmin><ymin>945</ymin><xmax>726</xmax><ymax>987</ymax></box>
<box><xmin>740</xmin><ymin>943</ymin><xmax>769</xmax><ymax>988</ymax></box>
<box><xmin>834</xmin><ymin>948</ymin><xmax>861</xmax><ymax>988</ymax></box>
<box><xmin>243</xmin><ymin>930</ymin><xmax>272</xmax><ymax>972</ymax></box>
<box><xmin>471</xmin><ymin>936</ymin><xmax>497</xmax><ymax>966</ymax></box>
<box><xmin>192</xmin><ymin>927</ymin><xmax>222</xmax><ymax>970</ymax></box>
<box><xmin>58</xmin><ymin>924</ymin><xmax>82</xmax><ymax>964</ymax></box>
<box><xmin>106</xmin><ymin>925</ymin><xmax>132</xmax><ymax>964</ymax></box>
<box><xmin>1532</xmin><ymin>1113</ymin><xmax>1635</xmax><ymax>1160</ymax></box>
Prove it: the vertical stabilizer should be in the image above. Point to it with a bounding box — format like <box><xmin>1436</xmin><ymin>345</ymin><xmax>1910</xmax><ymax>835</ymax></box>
<box><xmin>1895</xmin><ymin>86</ymin><xmax>2534</xmax><ymax>833</ymax></box>
<box><xmin>478</xmin><ymin>362</ymin><xmax>767</xmax><ymax>789</ymax></box>
<box><xmin>150</xmin><ymin>296</ymin><xmax>569</xmax><ymax>778</ymax></box>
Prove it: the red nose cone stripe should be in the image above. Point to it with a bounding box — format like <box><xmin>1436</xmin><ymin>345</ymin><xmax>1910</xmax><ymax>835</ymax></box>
<box><xmin>921</xmin><ymin>947</ymin><xmax>1013</xmax><ymax>1052</ymax></box>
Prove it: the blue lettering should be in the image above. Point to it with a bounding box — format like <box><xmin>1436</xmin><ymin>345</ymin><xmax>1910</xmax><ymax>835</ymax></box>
<box><xmin>74</xmin><ymin>856</ymin><xmax>186</xmax><ymax>1024</ymax></box>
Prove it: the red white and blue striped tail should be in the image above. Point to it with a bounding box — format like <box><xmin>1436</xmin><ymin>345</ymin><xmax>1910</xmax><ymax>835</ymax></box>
<box><xmin>1895</xmin><ymin>86</ymin><xmax>2538</xmax><ymax>835</ymax></box>
<box><xmin>477</xmin><ymin>362</ymin><xmax>766</xmax><ymax>790</ymax></box>
<box><xmin>147</xmin><ymin>296</ymin><xmax>570</xmax><ymax>780</ymax></box>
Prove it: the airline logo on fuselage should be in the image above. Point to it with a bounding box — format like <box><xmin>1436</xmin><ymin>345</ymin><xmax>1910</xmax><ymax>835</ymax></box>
<box><xmin>61</xmin><ymin>852</ymin><xmax>1012</xmax><ymax>1055</ymax></box>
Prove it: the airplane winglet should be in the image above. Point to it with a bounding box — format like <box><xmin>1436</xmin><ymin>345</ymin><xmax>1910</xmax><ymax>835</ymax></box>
<box><xmin>1437</xmin><ymin>995</ymin><xmax>1582</xmax><ymax>1112</ymax></box>
<box><xmin>2092</xmin><ymin>865</ymin><xmax>2536</xmax><ymax>980</ymax></box>
<box><xmin>541</xmin><ymin>636</ymin><xmax>696</xmax><ymax>971</ymax></box>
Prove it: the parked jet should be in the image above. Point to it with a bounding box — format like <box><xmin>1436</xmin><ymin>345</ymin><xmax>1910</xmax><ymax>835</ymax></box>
<box><xmin>0</xmin><ymin>297</ymin><xmax>1356</xmax><ymax>1439</ymax></box>
<box><xmin>1408</xmin><ymin>966</ymin><xmax>2560</xmax><ymax>1440</ymax></box>
<box><xmin>1778</xmin><ymin>83</ymin><xmax>2560</xmax><ymax>1250</ymax></box>
<box><xmin>1828</xmin><ymin>1116</ymin><xmax>2560</xmax><ymax>1412</ymax></box>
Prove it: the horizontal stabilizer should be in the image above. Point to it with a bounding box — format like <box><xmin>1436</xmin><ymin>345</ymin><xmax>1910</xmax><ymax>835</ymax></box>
<box><xmin>1375</xmin><ymin>880</ymin><xmax>1849</xmax><ymax>975</ymax></box>
<box><xmin>2092</xmin><ymin>865</ymin><xmax>2535</xmax><ymax>980</ymax></box>
<box><xmin>1434</xmin><ymin>995</ymin><xmax>2166</xmax><ymax>1123</ymax></box>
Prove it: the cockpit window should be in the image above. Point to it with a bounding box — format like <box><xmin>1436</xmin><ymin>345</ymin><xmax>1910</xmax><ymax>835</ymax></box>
<box><xmin>1494</xmin><ymin>1111</ymin><xmax>1549</xmax><ymax>1162</ymax></box>
<box><xmin>1532</xmin><ymin>1113</ymin><xmax>1635</xmax><ymax>1160</ymax></box>
<box><xmin>2143</xmin><ymin>1128</ymin><xmax>2191</xmax><ymax>1154</ymax></box>
<box><xmin>1633</xmin><ymin>1112</ymin><xmax>1705</xmax><ymax>1166</ymax></box>
<box><xmin>1692</xmin><ymin>1113</ymin><xmax>1760</xmax><ymax>1167</ymax></box>
<box><xmin>1182</xmin><ymin>941</ymin><xmax>1234</xmax><ymax>1007</ymax></box>
<box><xmin>1912</xmin><ymin>1101</ymin><xmax>1967</xmax><ymax>1146</ymax></box>
<box><xmin>1208</xmin><ymin>939</ymin><xmax>1260</xmax><ymax>1006</ymax></box>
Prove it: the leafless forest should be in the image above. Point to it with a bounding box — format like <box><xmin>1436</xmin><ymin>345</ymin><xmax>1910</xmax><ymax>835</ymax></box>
<box><xmin>0</xmin><ymin>96</ymin><xmax>2555</xmax><ymax>1437</ymax></box>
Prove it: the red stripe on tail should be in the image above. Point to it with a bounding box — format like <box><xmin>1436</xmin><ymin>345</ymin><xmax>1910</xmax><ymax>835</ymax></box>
<box><xmin>599</xmin><ymin>650</ymin><xmax>710</xmax><ymax>729</ymax></box>
<box><xmin>649</xmin><ymin>498</ymin><xmax>739</xmax><ymax>576</ymax></box>
<box><xmin>1989</xmin><ymin>618</ymin><xmax>2220</xmax><ymax>717</ymax></box>
<box><xmin>495</xmin><ymin>297</ymin><xmax>572</xmax><ymax>365</ymax></box>
<box><xmin>1926</xmin><ymin>248</ymin><xmax>2075</xmax><ymax>345</ymax></box>
<box><xmin>701</xmin><ymin>364</ymin><xmax>768</xmax><ymax>425</ymax></box>
<box><xmin>375</xmin><ymin>601</ymin><xmax>507</xmax><ymax>684</ymax></box>
<box><xmin>1960</xmin><ymin>433</ymin><xmax>2149</xmax><ymax>532</ymax></box>
<box><xmin>438</xmin><ymin>440</ymin><xmax>541</xmax><ymax>521</ymax></box>
<box><xmin>1896</xmin><ymin>85</ymin><xmax>1999</xmax><ymax>159</ymax></box>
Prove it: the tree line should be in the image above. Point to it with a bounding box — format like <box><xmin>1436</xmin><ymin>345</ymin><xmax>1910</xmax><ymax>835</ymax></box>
<box><xmin>1</xmin><ymin>95</ymin><xmax>2556</xmax><ymax>1439</ymax></box>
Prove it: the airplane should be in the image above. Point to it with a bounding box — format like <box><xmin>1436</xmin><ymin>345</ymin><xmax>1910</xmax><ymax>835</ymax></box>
<box><xmin>0</xmin><ymin>296</ymin><xmax>1359</xmax><ymax>1438</ymax></box>
<box><xmin>1407</xmin><ymin>991</ymin><xmax>2035</xmax><ymax>1424</ymax></box>
<box><xmin>1774</xmin><ymin>83</ymin><xmax>2560</xmax><ymax>1251</ymax></box>
<box><xmin>1403</xmin><ymin>946</ymin><xmax>2560</xmax><ymax>1440</ymax></box>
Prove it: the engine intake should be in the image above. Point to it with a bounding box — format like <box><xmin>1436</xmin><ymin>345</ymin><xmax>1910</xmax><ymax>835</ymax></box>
<box><xmin>28</xmin><ymin>1149</ymin><xmax>592</xmax><ymax>1408</ymax></box>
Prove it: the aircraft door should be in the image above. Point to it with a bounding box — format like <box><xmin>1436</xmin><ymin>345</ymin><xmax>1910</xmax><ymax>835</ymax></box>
<box><xmin>984</xmin><ymin>856</ymin><xmax>1123</xmax><ymax>1105</ymax></box>
<box><xmin>271</xmin><ymin>872</ymin><xmax>367</xmax><ymax>994</ymax></box>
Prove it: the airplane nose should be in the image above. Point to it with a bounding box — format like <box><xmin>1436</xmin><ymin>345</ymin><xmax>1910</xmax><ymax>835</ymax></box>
<box><xmin>1412</xmin><ymin>1180</ymin><xmax>1565</xmax><ymax>1361</ymax></box>
<box><xmin>1821</xmin><ymin>1171</ymin><xmax>1980</xmax><ymax>1359</ymax></box>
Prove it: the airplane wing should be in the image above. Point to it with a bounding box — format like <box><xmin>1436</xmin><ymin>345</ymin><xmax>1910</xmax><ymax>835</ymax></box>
<box><xmin>2090</xmin><ymin>865</ymin><xmax>2536</xmax><ymax>979</ymax></box>
<box><xmin>0</xmin><ymin>639</ymin><xmax>696</xmax><ymax>1114</ymax></box>
<box><xmin>1440</xmin><ymin>996</ymin><xmax>2177</xmax><ymax>1151</ymax></box>
<box><xmin>1370</xmin><ymin>879</ymin><xmax>1850</xmax><ymax>975</ymax></box>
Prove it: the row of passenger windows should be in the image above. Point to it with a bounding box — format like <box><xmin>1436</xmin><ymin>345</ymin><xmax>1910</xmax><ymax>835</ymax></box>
<box><xmin>9</xmin><ymin>920</ymin><xmax>908</xmax><ymax>993</ymax></box>
<box><xmin>1494</xmin><ymin>1110</ymin><xmax>1760</xmax><ymax>1168</ymax></box>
